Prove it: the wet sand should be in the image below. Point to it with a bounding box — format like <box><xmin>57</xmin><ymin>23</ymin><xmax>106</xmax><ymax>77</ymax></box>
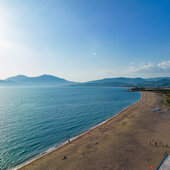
<box><xmin>18</xmin><ymin>92</ymin><xmax>170</xmax><ymax>170</ymax></box>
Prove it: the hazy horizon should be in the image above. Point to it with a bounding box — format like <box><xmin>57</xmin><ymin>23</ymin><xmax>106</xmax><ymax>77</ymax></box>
<box><xmin>0</xmin><ymin>73</ymin><xmax>169</xmax><ymax>83</ymax></box>
<box><xmin>0</xmin><ymin>0</ymin><xmax>170</xmax><ymax>82</ymax></box>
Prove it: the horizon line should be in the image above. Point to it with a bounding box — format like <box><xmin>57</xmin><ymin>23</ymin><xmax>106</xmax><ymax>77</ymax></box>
<box><xmin>1</xmin><ymin>74</ymin><xmax>170</xmax><ymax>83</ymax></box>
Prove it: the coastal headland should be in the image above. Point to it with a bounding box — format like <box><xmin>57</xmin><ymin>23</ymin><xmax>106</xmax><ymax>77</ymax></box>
<box><xmin>18</xmin><ymin>92</ymin><xmax>170</xmax><ymax>170</ymax></box>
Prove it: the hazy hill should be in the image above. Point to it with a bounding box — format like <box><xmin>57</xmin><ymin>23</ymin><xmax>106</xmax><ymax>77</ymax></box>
<box><xmin>0</xmin><ymin>80</ymin><xmax>17</xmax><ymax>86</ymax></box>
<box><xmin>138</xmin><ymin>79</ymin><xmax>170</xmax><ymax>87</ymax></box>
<box><xmin>75</xmin><ymin>81</ymin><xmax>131</xmax><ymax>87</ymax></box>
<box><xmin>0</xmin><ymin>75</ymin><xmax>169</xmax><ymax>87</ymax></box>
<box><xmin>2</xmin><ymin>74</ymin><xmax>73</xmax><ymax>86</ymax></box>
<box><xmin>88</xmin><ymin>77</ymin><xmax>147</xmax><ymax>84</ymax></box>
<box><xmin>5</xmin><ymin>75</ymin><xmax>30</xmax><ymax>82</ymax></box>
<box><xmin>146</xmin><ymin>77</ymin><xmax>170</xmax><ymax>81</ymax></box>
<box><xmin>76</xmin><ymin>77</ymin><xmax>170</xmax><ymax>87</ymax></box>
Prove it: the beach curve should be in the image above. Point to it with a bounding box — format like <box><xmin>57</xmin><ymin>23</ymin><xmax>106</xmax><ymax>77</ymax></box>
<box><xmin>18</xmin><ymin>92</ymin><xmax>170</xmax><ymax>170</ymax></box>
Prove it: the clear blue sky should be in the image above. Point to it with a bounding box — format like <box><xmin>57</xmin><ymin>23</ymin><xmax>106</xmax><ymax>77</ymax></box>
<box><xmin>0</xmin><ymin>0</ymin><xmax>169</xmax><ymax>81</ymax></box>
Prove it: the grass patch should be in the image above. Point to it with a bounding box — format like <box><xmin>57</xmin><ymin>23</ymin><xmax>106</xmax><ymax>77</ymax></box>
<box><xmin>130</xmin><ymin>87</ymin><xmax>170</xmax><ymax>106</ymax></box>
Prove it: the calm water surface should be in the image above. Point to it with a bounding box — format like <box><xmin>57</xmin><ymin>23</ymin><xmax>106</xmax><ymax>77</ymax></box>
<box><xmin>0</xmin><ymin>86</ymin><xmax>141</xmax><ymax>169</ymax></box>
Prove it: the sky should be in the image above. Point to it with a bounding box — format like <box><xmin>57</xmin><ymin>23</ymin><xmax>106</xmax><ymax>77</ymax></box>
<box><xmin>0</xmin><ymin>0</ymin><xmax>169</xmax><ymax>82</ymax></box>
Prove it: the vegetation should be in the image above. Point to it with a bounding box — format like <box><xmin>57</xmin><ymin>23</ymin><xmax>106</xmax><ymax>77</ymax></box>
<box><xmin>131</xmin><ymin>87</ymin><xmax>170</xmax><ymax>105</ymax></box>
<box><xmin>165</xmin><ymin>93</ymin><xmax>170</xmax><ymax>104</ymax></box>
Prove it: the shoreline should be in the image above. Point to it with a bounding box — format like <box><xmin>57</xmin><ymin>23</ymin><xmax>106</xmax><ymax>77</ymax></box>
<box><xmin>17</xmin><ymin>91</ymin><xmax>170</xmax><ymax>170</ymax></box>
<box><xmin>15</xmin><ymin>92</ymin><xmax>142</xmax><ymax>170</ymax></box>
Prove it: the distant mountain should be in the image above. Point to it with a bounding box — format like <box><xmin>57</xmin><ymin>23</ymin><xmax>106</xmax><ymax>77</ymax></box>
<box><xmin>0</xmin><ymin>75</ymin><xmax>169</xmax><ymax>87</ymax></box>
<box><xmin>138</xmin><ymin>79</ymin><xmax>170</xmax><ymax>87</ymax></box>
<box><xmin>74</xmin><ymin>81</ymin><xmax>132</xmax><ymax>87</ymax></box>
<box><xmin>146</xmin><ymin>77</ymin><xmax>170</xmax><ymax>81</ymax></box>
<box><xmin>2</xmin><ymin>74</ymin><xmax>73</xmax><ymax>86</ymax></box>
<box><xmin>74</xmin><ymin>77</ymin><xmax>170</xmax><ymax>87</ymax></box>
<box><xmin>6</xmin><ymin>75</ymin><xmax>30</xmax><ymax>82</ymax></box>
<box><xmin>0</xmin><ymin>80</ymin><xmax>17</xmax><ymax>86</ymax></box>
<box><xmin>88</xmin><ymin>77</ymin><xmax>147</xmax><ymax>84</ymax></box>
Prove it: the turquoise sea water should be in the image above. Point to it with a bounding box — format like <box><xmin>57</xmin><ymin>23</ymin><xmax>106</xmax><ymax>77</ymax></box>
<box><xmin>0</xmin><ymin>86</ymin><xmax>140</xmax><ymax>170</ymax></box>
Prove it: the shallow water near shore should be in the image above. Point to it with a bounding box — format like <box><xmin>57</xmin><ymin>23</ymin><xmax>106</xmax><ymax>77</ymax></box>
<box><xmin>0</xmin><ymin>86</ymin><xmax>140</xmax><ymax>170</ymax></box>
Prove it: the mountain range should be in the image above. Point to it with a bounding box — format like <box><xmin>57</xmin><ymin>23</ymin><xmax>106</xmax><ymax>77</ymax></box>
<box><xmin>0</xmin><ymin>74</ymin><xmax>73</xmax><ymax>86</ymax></box>
<box><xmin>0</xmin><ymin>75</ymin><xmax>170</xmax><ymax>87</ymax></box>
<box><xmin>75</xmin><ymin>77</ymin><xmax>170</xmax><ymax>87</ymax></box>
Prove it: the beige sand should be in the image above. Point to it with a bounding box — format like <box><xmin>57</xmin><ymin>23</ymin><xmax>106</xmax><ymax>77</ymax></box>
<box><xmin>18</xmin><ymin>92</ymin><xmax>170</xmax><ymax>170</ymax></box>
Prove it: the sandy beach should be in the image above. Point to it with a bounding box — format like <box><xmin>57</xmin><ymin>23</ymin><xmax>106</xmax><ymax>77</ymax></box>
<box><xmin>18</xmin><ymin>92</ymin><xmax>170</xmax><ymax>170</ymax></box>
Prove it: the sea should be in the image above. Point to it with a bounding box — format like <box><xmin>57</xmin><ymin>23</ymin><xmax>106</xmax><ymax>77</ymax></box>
<box><xmin>0</xmin><ymin>86</ymin><xmax>141</xmax><ymax>170</ymax></box>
